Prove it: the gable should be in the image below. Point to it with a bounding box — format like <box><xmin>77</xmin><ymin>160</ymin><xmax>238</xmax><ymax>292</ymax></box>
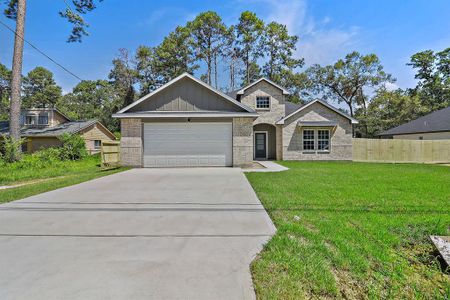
<box><xmin>80</xmin><ymin>122</ymin><xmax>116</xmax><ymax>141</ymax></box>
<box><xmin>237</xmin><ymin>78</ymin><xmax>290</xmax><ymax>96</ymax></box>
<box><xmin>277</xmin><ymin>100</ymin><xmax>358</xmax><ymax>125</ymax></box>
<box><xmin>124</xmin><ymin>75</ymin><xmax>251</xmax><ymax>113</ymax></box>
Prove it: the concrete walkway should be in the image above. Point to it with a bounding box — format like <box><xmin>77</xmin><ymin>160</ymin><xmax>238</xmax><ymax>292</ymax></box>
<box><xmin>242</xmin><ymin>161</ymin><xmax>289</xmax><ymax>173</ymax></box>
<box><xmin>0</xmin><ymin>168</ymin><xmax>275</xmax><ymax>300</ymax></box>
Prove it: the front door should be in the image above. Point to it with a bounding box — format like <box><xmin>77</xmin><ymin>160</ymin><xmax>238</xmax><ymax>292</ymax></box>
<box><xmin>254</xmin><ymin>132</ymin><xmax>267</xmax><ymax>159</ymax></box>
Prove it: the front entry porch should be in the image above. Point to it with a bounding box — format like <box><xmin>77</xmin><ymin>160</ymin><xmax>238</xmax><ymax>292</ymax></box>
<box><xmin>253</xmin><ymin>123</ymin><xmax>277</xmax><ymax>160</ymax></box>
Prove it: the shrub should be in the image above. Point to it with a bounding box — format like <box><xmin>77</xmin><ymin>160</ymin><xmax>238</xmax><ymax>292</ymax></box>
<box><xmin>0</xmin><ymin>135</ymin><xmax>24</xmax><ymax>163</ymax></box>
<box><xmin>58</xmin><ymin>133</ymin><xmax>88</xmax><ymax>161</ymax></box>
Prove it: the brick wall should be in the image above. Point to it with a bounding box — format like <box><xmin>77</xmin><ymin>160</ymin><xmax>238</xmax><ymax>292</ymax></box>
<box><xmin>232</xmin><ymin>117</ymin><xmax>253</xmax><ymax>166</ymax></box>
<box><xmin>282</xmin><ymin>102</ymin><xmax>353</xmax><ymax>160</ymax></box>
<box><xmin>120</xmin><ymin>118</ymin><xmax>142</xmax><ymax>167</ymax></box>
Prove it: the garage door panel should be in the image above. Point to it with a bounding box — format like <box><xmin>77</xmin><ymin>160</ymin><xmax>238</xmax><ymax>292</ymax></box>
<box><xmin>143</xmin><ymin>123</ymin><xmax>232</xmax><ymax>167</ymax></box>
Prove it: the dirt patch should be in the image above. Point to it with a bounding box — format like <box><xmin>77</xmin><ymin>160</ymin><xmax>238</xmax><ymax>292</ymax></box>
<box><xmin>0</xmin><ymin>176</ymin><xmax>67</xmax><ymax>190</ymax></box>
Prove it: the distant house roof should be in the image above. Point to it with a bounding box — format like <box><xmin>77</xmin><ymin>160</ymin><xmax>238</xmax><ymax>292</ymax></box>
<box><xmin>0</xmin><ymin>120</ymin><xmax>99</xmax><ymax>137</ymax></box>
<box><xmin>379</xmin><ymin>106</ymin><xmax>450</xmax><ymax>136</ymax></box>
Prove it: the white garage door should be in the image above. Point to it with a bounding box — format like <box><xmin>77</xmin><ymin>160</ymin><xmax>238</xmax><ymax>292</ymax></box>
<box><xmin>143</xmin><ymin>122</ymin><xmax>233</xmax><ymax>167</ymax></box>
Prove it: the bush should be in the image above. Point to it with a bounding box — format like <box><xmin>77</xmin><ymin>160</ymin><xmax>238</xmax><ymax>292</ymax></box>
<box><xmin>58</xmin><ymin>133</ymin><xmax>88</xmax><ymax>161</ymax></box>
<box><xmin>0</xmin><ymin>135</ymin><xmax>24</xmax><ymax>163</ymax></box>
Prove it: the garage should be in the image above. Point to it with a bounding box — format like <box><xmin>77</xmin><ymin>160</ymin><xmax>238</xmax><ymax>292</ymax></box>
<box><xmin>143</xmin><ymin>122</ymin><xmax>233</xmax><ymax>167</ymax></box>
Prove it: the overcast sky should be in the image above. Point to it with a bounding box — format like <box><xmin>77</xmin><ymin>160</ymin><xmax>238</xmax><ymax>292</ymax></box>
<box><xmin>1</xmin><ymin>0</ymin><xmax>449</xmax><ymax>93</ymax></box>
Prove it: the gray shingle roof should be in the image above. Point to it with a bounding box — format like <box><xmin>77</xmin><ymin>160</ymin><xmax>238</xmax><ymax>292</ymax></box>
<box><xmin>0</xmin><ymin>120</ymin><xmax>97</xmax><ymax>137</ymax></box>
<box><xmin>379</xmin><ymin>106</ymin><xmax>450</xmax><ymax>136</ymax></box>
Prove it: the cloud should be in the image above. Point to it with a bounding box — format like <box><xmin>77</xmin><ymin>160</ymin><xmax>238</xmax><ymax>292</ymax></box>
<box><xmin>256</xmin><ymin>0</ymin><xmax>359</xmax><ymax>66</ymax></box>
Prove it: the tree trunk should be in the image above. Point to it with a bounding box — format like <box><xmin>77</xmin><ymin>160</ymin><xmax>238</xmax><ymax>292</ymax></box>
<box><xmin>214</xmin><ymin>54</ymin><xmax>218</xmax><ymax>89</ymax></box>
<box><xmin>9</xmin><ymin>0</ymin><xmax>27</xmax><ymax>158</ymax></box>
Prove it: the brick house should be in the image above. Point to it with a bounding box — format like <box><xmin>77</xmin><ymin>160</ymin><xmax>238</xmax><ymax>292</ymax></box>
<box><xmin>113</xmin><ymin>73</ymin><xmax>358</xmax><ymax>167</ymax></box>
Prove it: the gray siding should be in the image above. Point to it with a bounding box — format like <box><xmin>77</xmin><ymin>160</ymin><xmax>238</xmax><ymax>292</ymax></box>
<box><xmin>130</xmin><ymin>77</ymin><xmax>244</xmax><ymax>113</ymax></box>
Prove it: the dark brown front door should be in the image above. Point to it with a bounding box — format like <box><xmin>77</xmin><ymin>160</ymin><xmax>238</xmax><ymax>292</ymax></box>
<box><xmin>255</xmin><ymin>132</ymin><xmax>267</xmax><ymax>159</ymax></box>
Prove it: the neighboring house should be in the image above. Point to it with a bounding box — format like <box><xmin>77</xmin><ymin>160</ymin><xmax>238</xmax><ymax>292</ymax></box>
<box><xmin>113</xmin><ymin>73</ymin><xmax>358</xmax><ymax>167</ymax></box>
<box><xmin>379</xmin><ymin>106</ymin><xmax>450</xmax><ymax>140</ymax></box>
<box><xmin>0</xmin><ymin>108</ymin><xmax>116</xmax><ymax>153</ymax></box>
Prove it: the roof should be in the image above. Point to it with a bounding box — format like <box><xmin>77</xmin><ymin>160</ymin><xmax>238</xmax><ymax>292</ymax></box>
<box><xmin>0</xmin><ymin>120</ymin><xmax>101</xmax><ymax>137</ymax></box>
<box><xmin>379</xmin><ymin>106</ymin><xmax>450</xmax><ymax>136</ymax></box>
<box><xmin>285</xmin><ymin>101</ymin><xmax>302</xmax><ymax>115</ymax></box>
<box><xmin>113</xmin><ymin>111</ymin><xmax>259</xmax><ymax>118</ymax></box>
<box><xmin>236</xmin><ymin>78</ymin><xmax>290</xmax><ymax>95</ymax></box>
<box><xmin>276</xmin><ymin>99</ymin><xmax>358</xmax><ymax>125</ymax></box>
<box><xmin>116</xmin><ymin>73</ymin><xmax>255</xmax><ymax>115</ymax></box>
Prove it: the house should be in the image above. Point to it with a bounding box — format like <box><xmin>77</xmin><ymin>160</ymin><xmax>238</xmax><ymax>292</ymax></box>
<box><xmin>113</xmin><ymin>73</ymin><xmax>358</xmax><ymax>167</ymax></box>
<box><xmin>379</xmin><ymin>106</ymin><xmax>450</xmax><ymax>140</ymax></box>
<box><xmin>0</xmin><ymin>108</ymin><xmax>116</xmax><ymax>153</ymax></box>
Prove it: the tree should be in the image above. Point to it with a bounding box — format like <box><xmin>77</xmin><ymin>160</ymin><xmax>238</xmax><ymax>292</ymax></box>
<box><xmin>154</xmin><ymin>26</ymin><xmax>198</xmax><ymax>83</ymax></box>
<box><xmin>22</xmin><ymin>66</ymin><xmax>62</xmax><ymax>108</ymax></box>
<box><xmin>187</xmin><ymin>11</ymin><xmax>227</xmax><ymax>87</ymax></box>
<box><xmin>306</xmin><ymin>52</ymin><xmax>394</xmax><ymax>118</ymax></box>
<box><xmin>109</xmin><ymin>48</ymin><xmax>137</xmax><ymax>107</ymax></box>
<box><xmin>134</xmin><ymin>46</ymin><xmax>161</xmax><ymax>96</ymax></box>
<box><xmin>3</xmin><ymin>0</ymin><xmax>101</xmax><ymax>160</ymax></box>
<box><xmin>221</xmin><ymin>26</ymin><xmax>242</xmax><ymax>91</ymax></box>
<box><xmin>236</xmin><ymin>11</ymin><xmax>264</xmax><ymax>85</ymax></box>
<box><xmin>58</xmin><ymin>80</ymin><xmax>121</xmax><ymax>132</ymax></box>
<box><xmin>407</xmin><ymin>47</ymin><xmax>450</xmax><ymax>112</ymax></box>
<box><xmin>261</xmin><ymin>22</ymin><xmax>303</xmax><ymax>83</ymax></box>
<box><xmin>360</xmin><ymin>88</ymin><xmax>426</xmax><ymax>137</ymax></box>
<box><xmin>0</xmin><ymin>63</ymin><xmax>11</xmax><ymax>120</ymax></box>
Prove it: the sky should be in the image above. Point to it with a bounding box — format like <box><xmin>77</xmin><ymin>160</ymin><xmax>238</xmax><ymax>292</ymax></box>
<box><xmin>1</xmin><ymin>0</ymin><xmax>450</xmax><ymax>94</ymax></box>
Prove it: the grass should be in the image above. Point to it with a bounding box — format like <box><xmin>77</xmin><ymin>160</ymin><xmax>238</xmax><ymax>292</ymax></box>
<box><xmin>246</xmin><ymin>161</ymin><xmax>450</xmax><ymax>299</ymax></box>
<box><xmin>0</xmin><ymin>155</ymin><xmax>128</xmax><ymax>204</ymax></box>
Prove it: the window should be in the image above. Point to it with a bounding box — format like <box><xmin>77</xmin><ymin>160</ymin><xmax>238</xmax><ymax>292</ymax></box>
<box><xmin>38</xmin><ymin>114</ymin><xmax>48</xmax><ymax>125</ymax></box>
<box><xmin>318</xmin><ymin>130</ymin><xmax>330</xmax><ymax>151</ymax></box>
<box><xmin>303</xmin><ymin>130</ymin><xmax>315</xmax><ymax>150</ymax></box>
<box><xmin>25</xmin><ymin>115</ymin><xmax>36</xmax><ymax>125</ymax></box>
<box><xmin>256</xmin><ymin>96</ymin><xmax>270</xmax><ymax>109</ymax></box>
<box><xmin>94</xmin><ymin>140</ymin><xmax>102</xmax><ymax>150</ymax></box>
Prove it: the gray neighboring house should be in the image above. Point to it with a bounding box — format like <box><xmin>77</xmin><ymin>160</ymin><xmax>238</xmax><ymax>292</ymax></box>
<box><xmin>379</xmin><ymin>106</ymin><xmax>450</xmax><ymax>140</ymax></box>
<box><xmin>113</xmin><ymin>73</ymin><xmax>358</xmax><ymax>167</ymax></box>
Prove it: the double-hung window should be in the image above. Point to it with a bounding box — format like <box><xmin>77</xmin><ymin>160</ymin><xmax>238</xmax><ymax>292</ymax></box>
<box><xmin>256</xmin><ymin>96</ymin><xmax>270</xmax><ymax>109</ymax></box>
<box><xmin>302</xmin><ymin>129</ymin><xmax>331</xmax><ymax>151</ymax></box>
<box><xmin>303</xmin><ymin>130</ymin><xmax>315</xmax><ymax>150</ymax></box>
<box><xmin>318</xmin><ymin>130</ymin><xmax>330</xmax><ymax>151</ymax></box>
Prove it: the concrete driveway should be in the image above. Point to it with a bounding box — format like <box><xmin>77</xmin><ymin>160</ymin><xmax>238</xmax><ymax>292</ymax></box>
<box><xmin>0</xmin><ymin>168</ymin><xmax>275</xmax><ymax>300</ymax></box>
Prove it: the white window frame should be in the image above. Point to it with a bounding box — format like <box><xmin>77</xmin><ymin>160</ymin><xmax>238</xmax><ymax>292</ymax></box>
<box><xmin>25</xmin><ymin>114</ymin><xmax>36</xmax><ymax>125</ymax></box>
<box><xmin>317</xmin><ymin>129</ymin><xmax>330</xmax><ymax>152</ymax></box>
<box><xmin>302</xmin><ymin>129</ymin><xmax>331</xmax><ymax>152</ymax></box>
<box><xmin>254</xmin><ymin>131</ymin><xmax>268</xmax><ymax>159</ymax></box>
<box><xmin>302</xmin><ymin>129</ymin><xmax>315</xmax><ymax>151</ymax></box>
<box><xmin>255</xmin><ymin>96</ymin><xmax>270</xmax><ymax>110</ymax></box>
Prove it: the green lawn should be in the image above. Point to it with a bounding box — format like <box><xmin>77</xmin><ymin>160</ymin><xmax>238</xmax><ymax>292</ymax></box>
<box><xmin>246</xmin><ymin>161</ymin><xmax>450</xmax><ymax>299</ymax></box>
<box><xmin>0</xmin><ymin>155</ymin><xmax>128</xmax><ymax>204</ymax></box>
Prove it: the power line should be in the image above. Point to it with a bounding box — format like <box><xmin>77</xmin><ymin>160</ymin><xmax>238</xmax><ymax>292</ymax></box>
<box><xmin>0</xmin><ymin>19</ymin><xmax>84</xmax><ymax>81</ymax></box>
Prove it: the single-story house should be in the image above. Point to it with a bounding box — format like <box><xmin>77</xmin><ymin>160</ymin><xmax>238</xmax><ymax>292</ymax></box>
<box><xmin>379</xmin><ymin>106</ymin><xmax>450</xmax><ymax>140</ymax></box>
<box><xmin>112</xmin><ymin>73</ymin><xmax>358</xmax><ymax>167</ymax></box>
<box><xmin>0</xmin><ymin>108</ymin><xmax>116</xmax><ymax>153</ymax></box>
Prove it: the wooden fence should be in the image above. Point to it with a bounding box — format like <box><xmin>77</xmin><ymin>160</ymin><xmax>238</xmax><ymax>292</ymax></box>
<box><xmin>353</xmin><ymin>138</ymin><xmax>450</xmax><ymax>163</ymax></box>
<box><xmin>101</xmin><ymin>141</ymin><xmax>120</xmax><ymax>168</ymax></box>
